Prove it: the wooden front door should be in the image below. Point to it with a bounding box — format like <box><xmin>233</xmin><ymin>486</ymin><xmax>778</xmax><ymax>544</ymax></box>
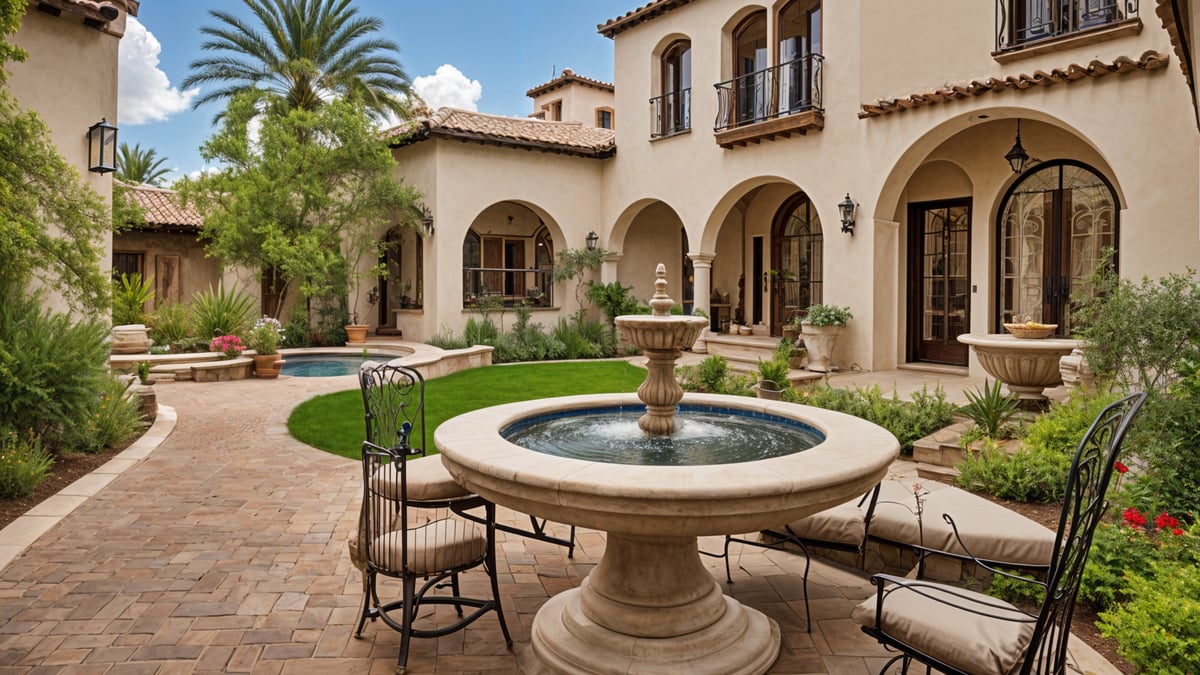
<box><xmin>908</xmin><ymin>199</ymin><xmax>971</xmax><ymax>365</ymax></box>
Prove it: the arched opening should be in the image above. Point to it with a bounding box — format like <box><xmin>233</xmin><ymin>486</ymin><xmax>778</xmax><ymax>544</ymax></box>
<box><xmin>732</xmin><ymin>11</ymin><xmax>768</xmax><ymax>126</ymax></box>
<box><xmin>654</xmin><ymin>39</ymin><xmax>692</xmax><ymax>137</ymax></box>
<box><xmin>996</xmin><ymin>160</ymin><xmax>1118</xmax><ymax>334</ymax></box>
<box><xmin>778</xmin><ymin>0</ymin><xmax>821</xmax><ymax>114</ymax></box>
<box><xmin>379</xmin><ymin>226</ymin><xmax>423</xmax><ymax>330</ymax></box>
<box><xmin>462</xmin><ymin>204</ymin><xmax>555</xmax><ymax>308</ymax></box>
<box><xmin>770</xmin><ymin>191</ymin><xmax>823</xmax><ymax>334</ymax></box>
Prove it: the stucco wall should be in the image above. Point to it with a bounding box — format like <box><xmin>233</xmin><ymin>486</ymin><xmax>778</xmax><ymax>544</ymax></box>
<box><xmin>8</xmin><ymin>5</ymin><xmax>125</xmax><ymax>315</ymax></box>
<box><xmin>111</xmin><ymin>230</ymin><xmax>223</xmax><ymax>311</ymax></box>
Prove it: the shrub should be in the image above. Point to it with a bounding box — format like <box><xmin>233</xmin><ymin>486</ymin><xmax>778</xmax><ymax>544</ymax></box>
<box><xmin>245</xmin><ymin>316</ymin><xmax>283</xmax><ymax>355</ymax></box>
<box><xmin>955</xmin><ymin>440</ymin><xmax>1072</xmax><ymax>503</ymax></box>
<box><xmin>148</xmin><ymin>301</ymin><xmax>191</xmax><ymax>346</ymax></box>
<box><xmin>756</xmin><ymin>357</ymin><xmax>789</xmax><ymax>388</ymax></box>
<box><xmin>463</xmin><ymin>317</ymin><xmax>499</xmax><ymax>347</ymax></box>
<box><xmin>800</xmin><ymin>384</ymin><xmax>956</xmax><ymax>454</ymax></box>
<box><xmin>190</xmin><ymin>284</ymin><xmax>253</xmax><ymax>339</ymax></box>
<box><xmin>0</xmin><ymin>282</ymin><xmax>110</xmax><ymax>445</ymax></box>
<box><xmin>1081</xmin><ymin>517</ymin><xmax>1199</xmax><ymax>611</ymax></box>
<box><xmin>804</xmin><ymin>304</ymin><xmax>852</xmax><ymax>326</ymax></box>
<box><xmin>1121</xmin><ymin>372</ymin><xmax>1200</xmax><ymax>518</ymax></box>
<box><xmin>1072</xmin><ymin>258</ymin><xmax>1200</xmax><ymax>394</ymax></box>
<box><xmin>112</xmin><ymin>273</ymin><xmax>155</xmax><ymax>326</ymax></box>
<box><xmin>1022</xmin><ymin>390</ymin><xmax>1121</xmax><ymax>454</ymax></box>
<box><xmin>284</xmin><ymin>307</ymin><xmax>314</xmax><ymax>348</ymax></box>
<box><xmin>585</xmin><ymin>281</ymin><xmax>638</xmax><ymax>325</ymax></box>
<box><xmin>986</xmin><ymin>569</ymin><xmax>1045</xmax><ymax>608</ymax></box>
<box><xmin>0</xmin><ymin>432</ymin><xmax>53</xmax><ymax>499</ymax></box>
<box><xmin>209</xmin><ymin>334</ymin><xmax>245</xmax><ymax>359</ymax></box>
<box><xmin>61</xmin><ymin>375</ymin><xmax>145</xmax><ymax>454</ymax></box>
<box><xmin>677</xmin><ymin>354</ymin><xmax>753</xmax><ymax>396</ymax></box>
<box><xmin>959</xmin><ymin>379</ymin><xmax>1021</xmax><ymax>439</ymax></box>
<box><xmin>1099</xmin><ymin>557</ymin><xmax>1200</xmax><ymax>674</ymax></box>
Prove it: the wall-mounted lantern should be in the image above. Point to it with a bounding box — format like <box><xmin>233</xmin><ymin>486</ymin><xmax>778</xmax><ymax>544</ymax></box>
<box><xmin>87</xmin><ymin>118</ymin><xmax>117</xmax><ymax>174</ymax></box>
<box><xmin>585</xmin><ymin>230</ymin><xmax>599</xmax><ymax>251</ymax></box>
<box><xmin>838</xmin><ymin>193</ymin><xmax>857</xmax><ymax>235</ymax></box>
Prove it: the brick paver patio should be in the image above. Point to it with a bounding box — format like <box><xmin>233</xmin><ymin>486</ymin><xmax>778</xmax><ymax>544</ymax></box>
<box><xmin>0</xmin><ymin>367</ymin><xmax>1111</xmax><ymax>674</ymax></box>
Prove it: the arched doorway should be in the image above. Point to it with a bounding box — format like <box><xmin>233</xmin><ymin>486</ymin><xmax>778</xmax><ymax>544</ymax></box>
<box><xmin>996</xmin><ymin>161</ymin><xmax>1118</xmax><ymax>334</ymax></box>
<box><xmin>770</xmin><ymin>192</ymin><xmax>823</xmax><ymax>334</ymax></box>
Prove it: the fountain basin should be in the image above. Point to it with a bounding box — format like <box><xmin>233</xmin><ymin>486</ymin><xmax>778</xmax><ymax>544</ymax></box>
<box><xmin>436</xmin><ymin>392</ymin><xmax>898</xmax><ymax>674</ymax></box>
<box><xmin>958</xmin><ymin>333</ymin><xmax>1080</xmax><ymax>403</ymax></box>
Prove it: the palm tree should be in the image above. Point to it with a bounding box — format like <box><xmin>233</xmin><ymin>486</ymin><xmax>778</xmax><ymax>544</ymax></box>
<box><xmin>182</xmin><ymin>0</ymin><xmax>413</xmax><ymax>120</ymax></box>
<box><xmin>116</xmin><ymin>143</ymin><xmax>171</xmax><ymax>186</ymax></box>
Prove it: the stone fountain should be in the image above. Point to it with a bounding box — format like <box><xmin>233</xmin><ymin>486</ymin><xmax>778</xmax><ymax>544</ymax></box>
<box><xmin>614</xmin><ymin>264</ymin><xmax>708</xmax><ymax>435</ymax></box>
<box><xmin>436</xmin><ymin>265</ymin><xmax>899</xmax><ymax>675</ymax></box>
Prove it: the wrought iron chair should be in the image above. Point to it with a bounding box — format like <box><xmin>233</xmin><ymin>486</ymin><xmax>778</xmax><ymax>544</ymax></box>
<box><xmin>352</xmin><ymin>362</ymin><xmax>511</xmax><ymax>673</ymax></box>
<box><xmin>853</xmin><ymin>392</ymin><xmax>1146</xmax><ymax>675</ymax></box>
<box><xmin>717</xmin><ymin>482</ymin><xmax>885</xmax><ymax>632</ymax></box>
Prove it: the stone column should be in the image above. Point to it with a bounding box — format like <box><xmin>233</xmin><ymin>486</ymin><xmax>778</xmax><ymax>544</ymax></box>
<box><xmin>688</xmin><ymin>252</ymin><xmax>716</xmax><ymax>353</ymax></box>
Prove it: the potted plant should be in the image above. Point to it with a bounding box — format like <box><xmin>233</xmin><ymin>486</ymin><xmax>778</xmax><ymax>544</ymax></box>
<box><xmin>755</xmin><ymin>357</ymin><xmax>790</xmax><ymax>400</ymax></box>
<box><xmin>800</xmin><ymin>303</ymin><xmax>852</xmax><ymax>372</ymax></box>
<box><xmin>246</xmin><ymin>316</ymin><xmax>285</xmax><ymax>378</ymax></box>
<box><xmin>789</xmin><ymin>339</ymin><xmax>807</xmax><ymax>369</ymax></box>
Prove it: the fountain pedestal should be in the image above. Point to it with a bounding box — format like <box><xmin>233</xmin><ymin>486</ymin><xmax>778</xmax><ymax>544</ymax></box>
<box><xmin>531</xmin><ymin>534</ymin><xmax>777</xmax><ymax>674</ymax></box>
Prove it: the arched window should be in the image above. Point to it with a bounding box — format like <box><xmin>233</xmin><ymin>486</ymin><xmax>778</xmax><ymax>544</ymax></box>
<box><xmin>997</xmin><ymin>161</ymin><xmax>1118</xmax><ymax>334</ymax></box>
<box><xmin>778</xmin><ymin>0</ymin><xmax>821</xmax><ymax>113</ymax></box>
<box><xmin>653</xmin><ymin>40</ymin><xmax>691</xmax><ymax>137</ymax></box>
<box><xmin>772</xmin><ymin>193</ymin><xmax>823</xmax><ymax>334</ymax></box>
<box><xmin>733</xmin><ymin>12</ymin><xmax>768</xmax><ymax>126</ymax></box>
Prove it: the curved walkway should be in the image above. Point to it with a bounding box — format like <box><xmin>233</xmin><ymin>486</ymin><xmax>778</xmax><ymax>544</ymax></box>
<box><xmin>0</xmin><ymin>372</ymin><xmax>1117</xmax><ymax>674</ymax></box>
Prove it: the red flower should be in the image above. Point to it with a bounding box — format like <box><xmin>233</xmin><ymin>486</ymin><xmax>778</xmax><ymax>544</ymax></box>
<box><xmin>1123</xmin><ymin>507</ymin><xmax>1147</xmax><ymax>528</ymax></box>
<box><xmin>1155</xmin><ymin>512</ymin><xmax>1180</xmax><ymax>530</ymax></box>
<box><xmin>1173</xmin><ymin>528</ymin><xmax>1185</xmax><ymax>536</ymax></box>
<box><xmin>1114</xmin><ymin>461</ymin><xmax>1129</xmax><ymax>474</ymax></box>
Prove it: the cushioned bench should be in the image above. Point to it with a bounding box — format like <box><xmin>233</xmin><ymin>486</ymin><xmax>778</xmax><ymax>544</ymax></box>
<box><xmin>777</xmin><ymin>478</ymin><xmax>1055</xmax><ymax>578</ymax></box>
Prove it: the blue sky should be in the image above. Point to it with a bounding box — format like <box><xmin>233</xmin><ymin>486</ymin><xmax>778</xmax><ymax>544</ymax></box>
<box><xmin>120</xmin><ymin>1</ymin><xmax>634</xmax><ymax>182</ymax></box>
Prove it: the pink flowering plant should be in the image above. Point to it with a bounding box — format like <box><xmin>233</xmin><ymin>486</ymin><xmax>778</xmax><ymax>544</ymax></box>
<box><xmin>209</xmin><ymin>334</ymin><xmax>245</xmax><ymax>359</ymax></box>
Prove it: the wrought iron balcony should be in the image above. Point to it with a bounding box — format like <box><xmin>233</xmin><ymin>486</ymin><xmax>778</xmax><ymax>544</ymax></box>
<box><xmin>713</xmin><ymin>54</ymin><xmax>823</xmax><ymax>148</ymax></box>
<box><xmin>996</xmin><ymin>0</ymin><xmax>1139</xmax><ymax>52</ymax></box>
<box><xmin>462</xmin><ymin>267</ymin><xmax>554</xmax><ymax>308</ymax></box>
<box><xmin>649</xmin><ymin>88</ymin><xmax>692</xmax><ymax>138</ymax></box>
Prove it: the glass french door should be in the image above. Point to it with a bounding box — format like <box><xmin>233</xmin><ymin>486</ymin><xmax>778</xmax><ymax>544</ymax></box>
<box><xmin>908</xmin><ymin>199</ymin><xmax>971</xmax><ymax>365</ymax></box>
<box><xmin>997</xmin><ymin>162</ymin><xmax>1117</xmax><ymax>335</ymax></box>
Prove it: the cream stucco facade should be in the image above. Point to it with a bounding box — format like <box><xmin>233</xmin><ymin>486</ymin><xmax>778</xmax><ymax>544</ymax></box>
<box><xmin>382</xmin><ymin>0</ymin><xmax>1200</xmax><ymax>378</ymax></box>
<box><xmin>8</xmin><ymin>0</ymin><xmax>135</xmax><ymax>314</ymax></box>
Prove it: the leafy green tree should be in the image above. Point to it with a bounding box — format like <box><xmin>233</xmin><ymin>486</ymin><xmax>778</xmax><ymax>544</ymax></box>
<box><xmin>116</xmin><ymin>142</ymin><xmax>170</xmax><ymax>186</ymax></box>
<box><xmin>0</xmin><ymin>0</ymin><xmax>110</xmax><ymax>315</ymax></box>
<box><xmin>182</xmin><ymin>0</ymin><xmax>414</xmax><ymax>120</ymax></box>
<box><xmin>554</xmin><ymin>247</ymin><xmax>613</xmax><ymax>314</ymax></box>
<box><xmin>178</xmin><ymin>91</ymin><xmax>420</xmax><ymax>318</ymax></box>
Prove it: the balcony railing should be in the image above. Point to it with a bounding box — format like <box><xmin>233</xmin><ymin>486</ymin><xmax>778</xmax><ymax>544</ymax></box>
<box><xmin>649</xmin><ymin>88</ymin><xmax>692</xmax><ymax>138</ymax></box>
<box><xmin>996</xmin><ymin>0</ymin><xmax>1138</xmax><ymax>51</ymax></box>
<box><xmin>714</xmin><ymin>54</ymin><xmax>823</xmax><ymax>133</ymax></box>
<box><xmin>462</xmin><ymin>267</ymin><xmax>554</xmax><ymax>308</ymax></box>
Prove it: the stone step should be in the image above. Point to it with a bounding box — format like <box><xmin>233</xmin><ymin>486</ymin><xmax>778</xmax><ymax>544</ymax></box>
<box><xmin>916</xmin><ymin>462</ymin><xmax>960</xmax><ymax>482</ymax></box>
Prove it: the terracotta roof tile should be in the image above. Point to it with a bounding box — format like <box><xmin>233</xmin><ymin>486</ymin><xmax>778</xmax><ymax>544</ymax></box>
<box><xmin>858</xmin><ymin>51</ymin><xmax>1170</xmax><ymax>118</ymax></box>
<box><xmin>598</xmin><ymin>0</ymin><xmax>694</xmax><ymax>38</ymax></box>
<box><xmin>1155</xmin><ymin>0</ymin><xmax>1192</xmax><ymax>88</ymax></box>
<box><xmin>385</xmin><ymin>108</ymin><xmax>616</xmax><ymax>158</ymax></box>
<box><xmin>526</xmin><ymin>68</ymin><xmax>614</xmax><ymax>97</ymax></box>
<box><xmin>120</xmin><ymin>183</ymin><xmax>203</xmax><ymax>231</ymax></box>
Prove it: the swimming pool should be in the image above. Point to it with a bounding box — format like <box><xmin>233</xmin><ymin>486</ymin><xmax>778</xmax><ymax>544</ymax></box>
<box><xmin>282</xmin><ymin>354</ymin><xmax>395</xmax><ymax>377</ymax></box>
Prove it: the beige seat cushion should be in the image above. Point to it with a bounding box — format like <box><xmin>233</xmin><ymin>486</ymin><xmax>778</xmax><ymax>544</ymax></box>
<box><xmin>375</xmin><ymin>455</ymin><xmax>472</xmax><ymax>502</ymax></box>
<box><xmin>370</xmin><ymin>517</ymin><xmax>486</xmax><ymax>575</ymax></box>
<box><xmin>783</xmin><ymin>496</ymin><xmax>870</xmax><ymax>547</ymax></box>
<box><xmin>852</xmin><ymin>581</ymin><xmax>1035</xmax><ymax>674</ymax></box>
<box><xmin>870</xmin><ymin>479</ymin><xmax>1055</xmax><ymax>567</ymax></box>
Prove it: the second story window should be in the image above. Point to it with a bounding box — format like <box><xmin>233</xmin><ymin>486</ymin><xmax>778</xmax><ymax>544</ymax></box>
<box><xmin>596</xmin><ymin>108</ymin><xmax>613</xmax><ymax>129</ymax></box>
<box><xmin>779</xmin><ymin>0</ymin><xmax>821</xmax><ymax>114</ymax></box>
<box><xmin>997</xmin><ymin>0</ymin><xmax>1138</xmax><ymax>52</ymax></box>
<box><xmin>733</xmin><ymin>11</ymin><xmax>768</xmax><ymax>126</ymax></box>
<box><xmin>651</xmin><ymin>39</ymin><xmax>691</xmax><ymax>138</ymax></box>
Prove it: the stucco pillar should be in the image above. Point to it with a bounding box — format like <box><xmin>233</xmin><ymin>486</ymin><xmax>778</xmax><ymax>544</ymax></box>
<box><xmin>688</xmin><ymin>252</ymin><xmax>717</xmax><ymax>353</ymax></box>
<box><xmin>870</xmin><ymin>219</ymin><xmax>900</xmax><ymax>371</ymax></box>
<box><xmin>601</xmin><ymin>253</ymin><xmax>622</xmax><ymax>285</ymax></box>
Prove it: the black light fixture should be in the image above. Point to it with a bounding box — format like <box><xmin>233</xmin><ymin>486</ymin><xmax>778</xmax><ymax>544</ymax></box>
<box><xmin>1005</xmin><ymin>119</ymin><xmax>1032</xmax><ymax>174</ymax></box>
<box><xmin>838</xmin><ymin>193</ymin><xmax>857</xmax><ymax>235</ymax></box>
<box><xmin>585</xmin><ymin>230</ymin><xmax>599</xmax><ymax>251</ymax></box>
<box><xmin>87</xmin><ymin>118</ymin><xmax>117</xmax><ymax>174</ymax></box>
<box><xmin>419</xmin><ymin>203</ymin><xmax>434</xmax><ymax>235</ymax></box>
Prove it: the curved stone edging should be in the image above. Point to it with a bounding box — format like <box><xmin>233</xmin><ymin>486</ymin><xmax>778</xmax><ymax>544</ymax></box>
<box><xmin>0</xmin><ymin>405</ymin><xmax>178</xmax><ymax>573</ymax></box>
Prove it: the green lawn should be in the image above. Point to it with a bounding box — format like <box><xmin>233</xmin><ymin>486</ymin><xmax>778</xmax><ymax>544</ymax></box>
<box><xmin>288</xmin><ymin>361</ymin><xmax>645</xmax><ymax>459</ymax></box>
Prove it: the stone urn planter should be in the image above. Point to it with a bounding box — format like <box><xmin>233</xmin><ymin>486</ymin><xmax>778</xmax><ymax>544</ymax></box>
<box><xmin>345</xmin><ymin>324</ymin><xmax>369</xmax><ymax>345</ymax></box>
<box><xmin>110</xmin><ymin>324</ymin><xmax>152</xmax><ymax>355</ymax></box>
<box><xmin>755</xmin><ymin>379</ymin><xmax>785</xmax><ymax>400</ymax></box>
<box><xmin>132</xmin><ymin>383</ymin><xmax>157</xmax><ymax>423</ymax></box>
<box><xmin>801</xmin><ymin>323</ymin><xmax>841</xmax><ymax>372</ymax></box>
<box><xmin>253</xmin><ymin>353</ymin><xmax>283</xmax><ymax>379</ymax></box>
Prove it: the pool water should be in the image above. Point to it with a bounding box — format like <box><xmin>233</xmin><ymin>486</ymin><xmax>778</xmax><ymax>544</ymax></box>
<box><xmin>282</xmin><ymin>354</ymin><xmax>393</xmax><ymax>377</ymax></box>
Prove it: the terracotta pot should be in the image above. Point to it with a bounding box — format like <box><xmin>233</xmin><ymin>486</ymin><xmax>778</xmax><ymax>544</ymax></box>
<box><xmin>253</xmin><ymin>353</ymin><xmax>282</xmax><ymax>379</ymax></box>
<box><xmin>345</xmin><ymin>324</ymin><xmax>369</xmax><ymax>344</ymax></box>
<box><xmin>755</xmin><ymin>380</ymin><xmax>784</xmax><ymax>400</ymax></box>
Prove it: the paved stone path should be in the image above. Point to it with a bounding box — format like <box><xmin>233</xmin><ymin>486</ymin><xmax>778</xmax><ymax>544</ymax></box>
<box><xmin>0</xmin><ymin>370</ymin><xmax>1107</xmax><ymax>674</ymax></box>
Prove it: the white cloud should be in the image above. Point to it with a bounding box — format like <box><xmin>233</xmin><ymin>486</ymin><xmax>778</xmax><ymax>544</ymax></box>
<box><xmin>118</xmin><ymin>17</ymin><xmax>199</xmax><ymax>125</ymax></box>
<box><xmin>412</xmin><ymin>64</ymin><xmax>482</xmax><ymax>112</ymax></box>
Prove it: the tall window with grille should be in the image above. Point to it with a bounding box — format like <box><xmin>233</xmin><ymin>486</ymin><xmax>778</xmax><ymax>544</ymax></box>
<box><xmin>651</xmin><ymin>40</ymin><xmax>691</xmax><ymax>138</ymax></box>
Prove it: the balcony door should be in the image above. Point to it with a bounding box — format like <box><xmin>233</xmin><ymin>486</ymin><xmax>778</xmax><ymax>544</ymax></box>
<box><xmin>771</xmin><ymin>193</ymin><xmax>823</xmax><ymax>335</ymax></box>
<box><xmin>778</xmin><ymin>0</ymin><xmax>820</xmax><ymax>114</ymax></box>
<box><xmin>734</xmin><ymin>12</ymin><xmax>768</xmax><ymax>125</ymax></box>
<box><xmin>908</xmin><ymin>200</ymin><xmax>971</xmax><ymax>365</ymax></box>
<box><xmin>997</xmin><ymin>161</ymin><xmax>1117</xmax><ymax>334</ymax></box>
